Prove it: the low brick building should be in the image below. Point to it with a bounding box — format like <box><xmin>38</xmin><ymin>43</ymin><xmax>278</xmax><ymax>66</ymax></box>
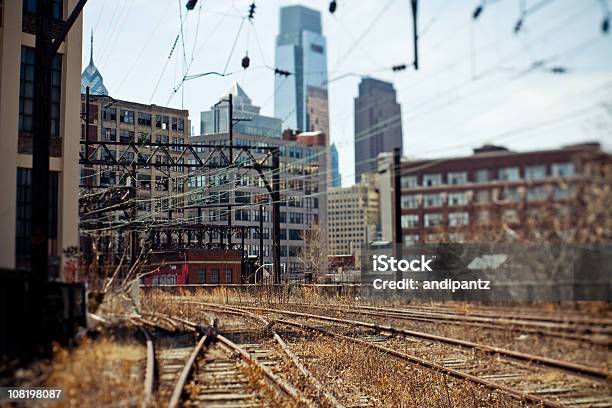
<box><xmin>145</xmin><ymin>248</ymin><xmax>243</xmax><ymax>285</ymax></box>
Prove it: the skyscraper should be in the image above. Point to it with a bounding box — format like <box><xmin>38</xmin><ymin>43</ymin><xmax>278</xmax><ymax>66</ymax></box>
<box><xmin>354</xmin><ymin>77</ymin><xmax>403</xmax><ymax>183</ymax></box>
<box><xmin>330</xmin><ymin>143</ymin><xmax>341</xmax><ymax>187</ymax></box>
<box><xmin>274</xmin><ymin>5</ymin><xmax>328</xmax><ymax>133</ymax></box>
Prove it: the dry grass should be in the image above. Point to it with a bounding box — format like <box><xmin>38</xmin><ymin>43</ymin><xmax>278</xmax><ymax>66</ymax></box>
<box><xmin>293</xmin><ymin>334</ymin><xmax>521</xmax><ymax>408</ymax></box>
<box><xmin>37</xmin><ymin>338</ymin><xmax>144</xmax><ymax>408</ymax></box>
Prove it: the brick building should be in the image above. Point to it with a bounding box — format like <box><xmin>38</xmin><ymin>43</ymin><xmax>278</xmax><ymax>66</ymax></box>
<box><xmin>145</xmin><ymin>249</ymin><xmax>243</xmax><ymax>285</ymax></box>
<box><xmin>378</xmin><ymin>143</ymin><xmax>608</xmax><ymax>244</ymax></box>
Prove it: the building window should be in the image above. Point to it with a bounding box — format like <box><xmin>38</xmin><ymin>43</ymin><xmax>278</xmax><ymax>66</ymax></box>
<box><xmin>120</xmin><ymin>130</ymin><xmax>134</xmax><ymax>143</ymax></box>
<box><xmin>424</xmin><ymin>213</ymin><xmax>443</xmax><ymax>227</ymax></box>
<box><xmin>311</xmin><ymin>43</ymin><xmax>324</xmax><ymax>53</ymax></box>
<box><xmin>498</xmin><ymin>167</ymin><xmax>520</xmax><ymax>181</ymax></box>
<box><xmin>138</xmin><ymin>112</ymin><xmax>152</xmax><ymax>126</ymax></box>
<box><xmin>235</xmin><ymin>209</ymin><xmax>250</xmax><ymax>221</ymax></box>
<box><xmin>525</xmin><ymin>165</ymin><xmax>546</xmax><ymax>180</ymax></box>
<box><xmin>225</xmin><ymin>269</ymin><xmax>232</xmax><ymax>284</ymax></box>
<box><xmin>401</xmin><ymin>195</ymin><xmax>419</xmax><ymax>209</ymax></box>
<box><xmin>423</xmin><ymin>174</ymin><xmax>442</xmax><ymax>187</ymax></box>
<box><xmin>156</xmin><ymin>115</ymin><xmax>169</xmax><ymax>129</ymax></box>
<box><xmin>197</xmin><ymin>269</ymin><xmax>206</xmax><ymax>283</ymax></box>
<box><xmin>401</xmin><ymin>176</ymin><xmax>418</xmax><ymax>188</ymax></box>
<box><xmin>15</xmin><ymin>168</ymin><xmax>58</xmax><ymax>260</ymax></box>
<box><xmin>401</xmin><ymin>214</ymin><xmax>419</xmax><ymax>228</ymax></box>
<box><xmin>423</xmin><ymin>193</ymin><xmax>443</xmax><ymax>208</ymax></box>
<box><xmin>102</xmin><ymin>127</ymin><xmax>116</xmax><ymax>142</ymax></box>
<box><xmin>404</xmin><ymin>234</ymin><xmax>420</xmax><ymax>245</ymax></box>
<box><xmin>551</xmin><ymin>163</ymin><xmax>575</xmax><ymax>177</ymax></box>
<box><xmin>553</xmin><ymin>185</ymin><xmax>575</xmax><ymax>200</ymax></box>
<box><xmin>120</xmin><ymin>109</ymin><xmax>134</xmax><ymax>124</ymax></box>
<box><xmin>19</xmin><ymin>47</ymin><xmax>62</xmax><ymax>137</ymax></box>
<box><xmin>23</xmin><ymin>0</ymin><xmax>63</xmax><ymax>19</ymax></box>
<box><xmin>289</xmin><ymin>229</ymin><xmax>302</xmax><ymax>240</ymax></box>
<box><xmin>100</xmin><ymin>170</ymin><xmax>115</xmax><ymax>186</ymax></box>
<box><xmin>448</xmin><ymin>192</ymin><xmax>468</xmax><ymax>206</ymax></box>
<box><xmin>499</xmin><ymin>187</ymin><xmax>520</xmax><ymax>202</ymax></box>
<box><xmin>235</xmin><ymin>191</ymin><xmax>250</xmax><ymax>204</ymax></box>
<box><xmin>527</xmin><ymin>186</ymin><xmax>548</xmax><ymax>202</ymax></box>
<box><xmin>447</xmin><ymin>172</ymin><xmax>467</xmax><ymax>185</ymax></box>
<box><xmin>171</xmin><ymin>117</ymin><xmax>185</xmax><ymax>132</ymax></box>
<box><xmin>449</xmin><ymin>212</ymin><xmax>469</xmax><ymax>227</ymax></box>
<box><xmin>103</xmin><ymin>107</ymin><xmax>117</xmax><ymax>121</ymax></box>
<box><xmin>475</xmin><ymin>169</ymin><xmax>489</xmax><ymax>183</ymax></box>
<box><xmin>138</xmin><ymin>174</ymin><xmax>151</xmax><ymax>190</ymax></box>
<box><xmin>210</xmin><ymin>269</ymin><xmax>219</xmax><ymax>284</ymax></box>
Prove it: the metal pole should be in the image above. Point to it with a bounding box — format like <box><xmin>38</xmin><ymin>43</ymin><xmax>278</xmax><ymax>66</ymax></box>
<box><xmin>411</xmin><ymin>0</ymin><xmax>419</xmax><ymax>70</ymax></box>
<box><xmin>228</xmin><ymin>93</ymin><xmax>233</xmax><ymax>248</ymax></box>
<box><xmin>31</xmin><ymin>0</ymin><xmax>52</xmax><ymax>282</ymax></box>
<box><xmin>393</xmin><ymin>147</ymin><xmax>403</xmax><ymax>281</ymax></box>
<box><xmin>85</xmin><ymin>86</ymin><xmax>90</xmax><ymax>154</ymax></box>
<box><xmin>271</xmin><ymin>149</ymin><xmax>281</xmax><ymax>284</ymax></box>
<box><xmin>259</xmin><ymin>205</ymin><xmax>264</xmax><ymax>279</ymax></box>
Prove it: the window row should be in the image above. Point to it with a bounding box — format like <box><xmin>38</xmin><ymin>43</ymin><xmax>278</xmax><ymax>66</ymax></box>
<box><xmin>102</xmin><ymin>109</ymin><xmax>185</xmax><ymax>131</ymax></box>
<box><xmin>401</xmin><ymin>163</ymin><xmax>575</xmax><ymax>188</ymax></box>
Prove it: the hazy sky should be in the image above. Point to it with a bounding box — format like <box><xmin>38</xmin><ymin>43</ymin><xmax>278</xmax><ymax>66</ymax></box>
<box><xmin>81</xmin><ymin>0</ymin><xmax>612</xmax><ymax>186</ymax></box>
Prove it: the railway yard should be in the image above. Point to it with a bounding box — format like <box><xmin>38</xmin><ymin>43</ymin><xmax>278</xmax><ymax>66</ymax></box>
<box><xmin>3</xmin><ymin>288</ymin><xmax>611</xmax><ymax>407</ymax></box>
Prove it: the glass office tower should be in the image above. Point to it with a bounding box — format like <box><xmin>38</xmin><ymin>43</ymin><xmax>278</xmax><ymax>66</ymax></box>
<box><xmin>274</xmin><ymin>5</ymin><xmax>328</xmax><ymax>132</ymax></box>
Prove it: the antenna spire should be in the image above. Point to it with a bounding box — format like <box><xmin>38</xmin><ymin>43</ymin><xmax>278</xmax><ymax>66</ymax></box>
<box><xmin>90</xmin><ymin>29</ymin><xmax>94</xmax><ymax>65</ymax></box>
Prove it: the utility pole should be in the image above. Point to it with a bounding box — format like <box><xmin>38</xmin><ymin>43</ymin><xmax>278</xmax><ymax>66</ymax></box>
<box><xmin>30</xmin><ymin>0</ymin><xmax>87</xmax><ymax>354</ymax></box>
<box><xmin>410</xmin><ymin>0</ymin><xmax>419</xmax><ymax>70</ymax></box>
<box><xmin>259</xmin><ymin>205</ymin><xmax>264</xmax><ymax>281</ymax></box>
<box><xmin>393</xmin><ymin>147</ymin><xmax>403</xmax><ymax>282</ymax></box>
<box><xmin>271</xmin><ymin>149</ymin><xmax>281</xmax><ymax>284</ymax></box>
<box><xmin>228</xmin><ymin>93</ymin><xmax>233</xmax><ymax>248</ymax></box>
<box><xmin>31</xmin><ymin>0</ymin><xmax>53</xmax><ymax>283</ymax></box>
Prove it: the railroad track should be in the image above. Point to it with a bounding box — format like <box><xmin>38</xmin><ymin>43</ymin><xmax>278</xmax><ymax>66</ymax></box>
<box><xmin>187</xmin><ymin>302</ymin><xmax>612</xmax><ymax>408</ymax></box>
<box><xmin>134</xmin><ymin>310</ymin><xmax>343</xmax><ymax>407</ymax></box>
<box><xmin>377</xmin><ymin>303</ymin><xmax>612</xmax><ymax>326</ymax></box>
<box><xmin>260</xmin><ymin>302</ymin><xmax>612</xmax><ymax>346</ymax></box>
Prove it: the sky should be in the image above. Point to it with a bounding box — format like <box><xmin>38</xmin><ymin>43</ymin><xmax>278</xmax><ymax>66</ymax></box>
<box><xmin>81</xmin><ymin>0</ymin><xmax>612</xmax><ymax>187</ymax></box>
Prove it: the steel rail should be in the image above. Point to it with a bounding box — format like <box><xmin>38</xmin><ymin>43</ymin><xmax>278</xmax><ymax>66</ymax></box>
<box><xmin>277</xmin><ymin>302</ymin><xmax>612</xmax><ymax>345</ymax></box>
<box><xmin>184</xmin><ymin>301</ymin><xmax>345</xmax><ymax>408</ymax></box>
<box><xmin>167</xmin><ymin>317</ymin><xmax>216</xmax><ymax>408</ymax></box>
<box><xmin>275</xmin><ymin>318</ymin><xmax>567</xmax><ymax>408</ymax></box>
<box><xmin>215</xmin><ymin>334</ymin><xmax>311</xmax><ymax>406</ymax></box>
<box><xmin>167</xmin><ymin>332</ymin><xmax>212</xmax><ymax>408</ymax></box>
<box><xmin>133</xmin><ymin>324</ymin><xmax>155</xmax><ymax>403</ymax></box>
<box><xmin>228</xmin><ymin>304</ymin><xmax>611</xmax><ymax>379</ymax></box>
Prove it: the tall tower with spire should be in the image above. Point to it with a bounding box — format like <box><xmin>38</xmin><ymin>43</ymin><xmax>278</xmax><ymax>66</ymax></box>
<box><xmin>81</xmin><ymin>30</ymin><xmax>108</xmax><ymax>96</ymax></box>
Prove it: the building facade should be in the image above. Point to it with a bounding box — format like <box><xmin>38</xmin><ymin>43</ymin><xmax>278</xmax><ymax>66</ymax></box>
<box><xmin>354</xmin><ymin>77</ymin><xmax>403</xmax><ymax>183</ymax></box>
<box><xmin>0</xmin><ymin>0</ymin><xmax>83</xmax><ymax>276</ymax></box>
<box><xmin>80</xmin><ymin>95</ymin><xmax>191</xmax><ymax>221</ymax></box>
<box><xmin>201</xmin><ymin>82</ymin><xmax>281</xmax><ymax>138</ymax></box>
<box><xmin>378</xmin><ymin>144</ymin><xmax>607</xmax><ymax>244</ymax></box>
<box><xmin>327</xmin><ymin>174</ymin><xmax>379</xmax><ymax>269</ymax></box>
<box><xmin>187</xmin><ymin>132</ymin><xmax>325</xmax><ymax>279</ymax></box>
<box><xmin>274</xmin><ymin>5</ymin><xmax>328</xmax><ymax>133</ymax></box>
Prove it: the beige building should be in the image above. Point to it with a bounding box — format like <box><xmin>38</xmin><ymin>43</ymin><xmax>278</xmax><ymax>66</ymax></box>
<box><xmin>80</xmin><ymin>96</ymin><xmax>191</xmax><ymax>222</ymax></box>
<box><xmin>0</xmin><ymin>0</ymin><xmax>83</xmax><ymax>276</ymax></box>
<box><xmin>327</xmin><ymin>175</ymin><xmax>379</xmax><ymax>268</ymax></box>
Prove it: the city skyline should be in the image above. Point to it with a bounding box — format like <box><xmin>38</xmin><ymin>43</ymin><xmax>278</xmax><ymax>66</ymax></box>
<box><xmin>80</xmin><ymin>0</ymin><xmax>612</xmax><ymax>187</ymax></box>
